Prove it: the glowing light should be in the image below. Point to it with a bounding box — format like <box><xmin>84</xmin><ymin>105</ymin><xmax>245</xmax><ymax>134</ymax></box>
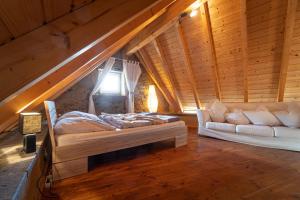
<box><xmin>190</xmin><ymin>1</ymin><xmax>201</xmax><ymax>10</ymax></box>
<box><xmin>190</xmin><ymin>9</ymin><xmax>198</xmax><ymax>17</ymax></box>
<box><xmin>147</xmin><ymin>85</ymin><xmax>158</xmax><ymax>113</ymax></box>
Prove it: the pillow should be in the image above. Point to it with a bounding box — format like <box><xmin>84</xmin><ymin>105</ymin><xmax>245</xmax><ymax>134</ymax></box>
<box><xmin>274</xmin><ymin>111</ymin><xmax>300</xmax><ymax>128</ymax></box>
<box><xmin>58</xmin><ymin>111</ymin><xmax>100</xmax><ymax>121</ymax></box>
<box><xmin>225</xmin><ymin>111</ymin><xmax>250</xmax><ymax>125</ymax></box>
<box><xmin>208</xmin><ymin>100</ymin><xmax>228</xmax><ymax>122</ymax></box>
<box><xmin>54</xmin><ymin>117</ymin><xmax>115</xmax><ymax>135</ymax></box>
<box><xmin>243</xmin><ymin>111</ymin><xmax>281</xmax><ymax>126</ymax></box>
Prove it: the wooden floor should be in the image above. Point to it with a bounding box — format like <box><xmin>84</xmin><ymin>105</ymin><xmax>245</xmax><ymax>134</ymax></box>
<box><xmin>50</xmin><ymin>128</ymin><xmax>300</xmax><ymax>200</ymax></box>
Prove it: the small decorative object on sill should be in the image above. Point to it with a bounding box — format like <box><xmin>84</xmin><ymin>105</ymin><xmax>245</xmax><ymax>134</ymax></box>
<box><xmin>148</xmin><ymin>85</ymin><xmax>158</xmax><ymax>113</ymax></box>
<box><xmin>19</xmin><ymin>112</ymin><xmax>42</xmax><ymax>153</ymax></box>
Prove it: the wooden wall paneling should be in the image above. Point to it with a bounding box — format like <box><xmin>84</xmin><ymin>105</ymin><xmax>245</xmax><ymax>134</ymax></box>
<box><xmin>202</xmin><ymin>2</ymin><xmax>222</xmax><ymax>101</ymax></box>
<box><xmin>277</xmin><ymin>0</ymin><xmax>298</xmax><ymax>102</ymax></box>
<box><xmin>0</xmin><ymin>19</ymin><xmax>12</xmax><ymax>45</ymax></box>
<box><xmin>126</xmin><ymin>0</ymin><xmax>207</xmax><ymax>55</ymax></box>
<box><xmin>239</xmin><ymin>0</ymin><xmax>249</xmax><ymax>102</ymax></box>
<box><xmin>153</xmin><ymin>38</ymin><xmax>183</xmax><ymax>112</ymax></box>
<box><xmin>247</xmin><ymin>0</ymin><xmax>286</xmax><ymax>102</ymax></box>
<box><xmin>175</xmin><ymin>22</ymin><xmax>202</xmax><ymax>109</ymax></box>
<box><xmin>0</xmin><ymin>0</ymin><xmax>174</xmax><ymax>132</ymax></box>
<box><xmin>0</xmin><ymin>0</ymin><xmax>44</xmax><ymax>37</ymax></box>
<box><xmin>137</xmin><ymin>49</ymin><xmax>178</xmax><ymax>112</ymax></box>
<box><xmin>42</xmin><ymin>0</ymin><xmax>72</xmax><ymax>22</ymax></box>
<box><xmin>71</xmin><ymin>0</ymin><xmax>94</xmax><ymax>11</ymax></box>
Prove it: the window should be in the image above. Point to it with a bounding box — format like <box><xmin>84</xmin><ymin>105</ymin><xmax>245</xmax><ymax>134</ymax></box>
<box><xmin>99</xmin><ymin>71</ymin><xmax>125</xmax><ymax>95</ymax></box>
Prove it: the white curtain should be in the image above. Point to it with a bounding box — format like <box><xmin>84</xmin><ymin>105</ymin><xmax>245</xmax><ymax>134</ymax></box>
<box><xmin>123</xmin><ymin>60</ymin><xmax>141</xmax><ymax>113</ymax></box>
<box><xmin>88</xmin><ymin>57</ymin><xmax>115</xmax><ymax>114</ymax></box>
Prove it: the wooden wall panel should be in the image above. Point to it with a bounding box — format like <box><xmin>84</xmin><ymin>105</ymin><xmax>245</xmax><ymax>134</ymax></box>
<box><xmin>0</xmin><ymin>19</ymin><xmax>12</xmax><ymax>45</ymax></box>
<box><xmin>285</xmin><ymin>2</ymin><xmax>300</xmax><ymax>101</ymax></box>
<box><xmin>159</xmin><ymin>26</ymin><xmax>197</xmax><ymax>110</ymax></box>
<box><xmin>0</xmin><ymin>0</ymin><xmax>44</xmax><ymax>37</ymax></box>
<box><xmin>180</xmin><ymin>13</ymin><xmax>216</xmax><ymax>104</ymax></box>
<box><xmin>209</xmin><ymin>0</ymin><xmax>244</xmax><ymax>102</ymax></box>
<box><xmin>247</xmin><ymin>0</ymin><xmax>286</xmax><ymax>102</ymax></box>
<box><xmin>144</xmin><ymin>43</ymin><xmax>175</xmax><ymax>100</ymax></box>
<box><xmin>43</xmin><ymin>0</ymin><xmax>72</xmax><ymax>22</ymax></box>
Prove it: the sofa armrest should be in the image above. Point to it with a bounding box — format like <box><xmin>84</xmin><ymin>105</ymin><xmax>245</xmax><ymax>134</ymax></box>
<box><xmin>196</xmin><ymin>109</ymin><xmax>211</xmax><ymax>128</ymax></box>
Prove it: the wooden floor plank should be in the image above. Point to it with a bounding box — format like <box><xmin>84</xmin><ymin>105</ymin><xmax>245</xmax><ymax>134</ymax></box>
<box><xmin>49</xmin><ymin>128</ymin><xmax>300</xmax><ymax>200</ymax></box>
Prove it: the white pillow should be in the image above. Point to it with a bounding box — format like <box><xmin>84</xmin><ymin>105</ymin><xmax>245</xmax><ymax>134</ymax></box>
<box><xmin>54</xmin><ymin>117</ymin><xmax>115</xmax><ymax>135</ymax></box>
<box><xmin>208</xmin><ymin>100</ymin><xmax>228</xmax><ymax>122</ymax></box>
<box><xmin>243</xmin><ymin>111</ymin><xmax>281</xmax><ymax>126</ymax></box>
<box><xmin>274</xmin><ymin>111</ymin><xmax>300</xmax><ymax>128</ymax></box>
<box><xmin>225</xmin><ymin>111</ymin><xmax>250</xmax><ymax>125</ymax></box>
<box><xmin>58</xmin><ymin>111</ymin><xmax>100</xmax><ymax>121</ymax></box>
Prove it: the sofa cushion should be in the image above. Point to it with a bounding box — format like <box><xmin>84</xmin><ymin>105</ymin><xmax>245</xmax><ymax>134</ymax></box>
<box><xmin>208</xmin><ymin>100</ymin><xmax>228</xmax><ymax>123</ymax></box>
<box><xmin>206</xmin><ymin>122</ymin><xmax>236</xmax><ymax>133</ymax></box>
<box><xmin>225</xmin><ymin>111</ymin><xmax>250</xmax><ymax>125</ymax></box>
<box><xmin>236</xmin><ymin>125</ymin><xmax>274</xmax><ymax>137</ymax></box>
<box><xmin>274</xmin><ymin>111</ymin><xmax>300</xmax><ymax>128</ymax></box>
<box><xmin>273</xmin><ymin>127</ymin><xmax>300</xmax><ymax>139</ymax></box>
<box><xmin>243</xmin><ymin>111</ymin><xmax>281</xmax><ymax>126</ymax></box>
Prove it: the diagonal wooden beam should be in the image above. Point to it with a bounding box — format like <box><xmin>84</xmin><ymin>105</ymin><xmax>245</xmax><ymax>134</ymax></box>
<box><xmin>136</xmin><ymin>49</ymin><xmax>179</xmax><ymax>112</ymax></box>
<box><xmin>175</xmin><ymin>22</ymin><xmax>201</xmax><ymax>109</ymax></box>
<box><xmin>277</xmin><ymin>0</ymin><xmax>298</xmax><ymax>102</ymax></box>
<box><xmin>202</xmin><ymin>2</ymin><xmax>221</xmax><ymax>101</ymax></box>
<box><xmin>239</xmin><ymin>0</ymin><xmax>249</xmax><ymax>102</ymax></box>
<box><xmin>126</xmin><ymin>0</ymin><xmax>208</xmax><ymax>55</ymax></box>
<box><xmin>153</xmin><ymin>38</ymin><xmax>183</xmax><ymax>112</ymax></box>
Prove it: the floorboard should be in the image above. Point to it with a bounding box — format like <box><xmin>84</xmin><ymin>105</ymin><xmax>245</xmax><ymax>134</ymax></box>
<box><xmin>49</xmin><ymin>128</ymin><xmax>300</xmax><ymax>200</ymax></box>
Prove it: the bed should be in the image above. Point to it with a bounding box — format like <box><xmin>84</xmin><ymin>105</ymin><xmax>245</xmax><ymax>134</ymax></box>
<box><xmin>44</xmin><ymin>101</ymin><xmax>188</xmax><ymax>180</ymax></box>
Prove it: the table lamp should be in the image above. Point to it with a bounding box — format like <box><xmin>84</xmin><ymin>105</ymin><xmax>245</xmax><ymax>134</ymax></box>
<box><xmin>19</xmin><ymin>112</ymin><xmax>42</xmax><ymax>153</ymax></box>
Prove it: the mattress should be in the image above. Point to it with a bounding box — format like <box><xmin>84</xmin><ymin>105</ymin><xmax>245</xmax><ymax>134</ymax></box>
<box><xmin>55</xmin><ymin>121</ymin><xmax>185</xmax><ymax>146</ymax></box>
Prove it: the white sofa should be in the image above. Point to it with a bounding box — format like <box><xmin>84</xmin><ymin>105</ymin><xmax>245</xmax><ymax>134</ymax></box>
<box><xmin>196</xmin><ymin>102</ymin><xmax>300</xmax><ymax>152</ymax></box>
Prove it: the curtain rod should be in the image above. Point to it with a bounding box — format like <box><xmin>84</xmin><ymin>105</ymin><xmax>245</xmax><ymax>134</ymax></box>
<box><xmin>111</xmin><ymin>57</ymin><xmax>139</xmax><ymax>62</ymax></box>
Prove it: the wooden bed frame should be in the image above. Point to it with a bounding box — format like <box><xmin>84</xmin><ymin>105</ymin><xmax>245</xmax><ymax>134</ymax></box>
<box><xmin>44</xmin><ymin>101</ymin><xmax>188</xmax><ymax>180</ymax></box>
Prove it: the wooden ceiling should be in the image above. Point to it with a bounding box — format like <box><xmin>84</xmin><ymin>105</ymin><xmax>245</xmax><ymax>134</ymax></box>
<box><xmin>126</xmin><ymin>0</ymin><xmax>300</xmax><ymax>112</ymax></box>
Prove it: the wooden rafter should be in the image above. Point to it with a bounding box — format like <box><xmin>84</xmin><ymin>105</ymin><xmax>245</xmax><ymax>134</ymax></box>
<box><xmin>126</xmin><ymin>0</ymin><xmax>208</xmax><ymax>55</ymax></box>
<box><xmin>0</xmin><ymin>0</ymin><xmax>174</xmax><ymax>132</ymax></box>
<box><xmin>202</xmin><ymin>2</ymin><xmax>221</xmax><ymax>101</ymax></box>
<box><xmin>175</xmin><ymin>22</ymin><xmax>201</xmax><ymax>109</ymax></box>
<box><xmin>136</xmin><ymin>49</ymin><xmax>178</xmax><ymax>112</ymax></box>
<box><xmin>153</xmin><ymin>38</ymin><xmax>183</xmax><ymax>112</ymax></box>
<box><xmin>277</xmin><ymin>0</ymin><xmax>298</xmax><ymax>102</ymax></box>
<box><xmin>239</xmin><ymin>0</ymin><xmax>249</xmax><ymax>102</ymax></box>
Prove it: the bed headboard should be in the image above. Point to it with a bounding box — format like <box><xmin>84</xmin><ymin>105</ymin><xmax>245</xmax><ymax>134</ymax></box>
<box><xmin>44</xmin><ymin>101</ymin><xmax>57</xmax><ymax>151</ymax></box>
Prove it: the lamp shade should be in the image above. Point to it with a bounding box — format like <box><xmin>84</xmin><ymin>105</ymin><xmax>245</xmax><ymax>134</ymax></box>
<box><xmin>19</xmin><ymin>112</ymin><xmax>42</xmax><ymax>134</ymax></box>
<box><xmin>147</xmin><ymin>85</ymin><xmax>158</xmax><ymax>113</ymax></box>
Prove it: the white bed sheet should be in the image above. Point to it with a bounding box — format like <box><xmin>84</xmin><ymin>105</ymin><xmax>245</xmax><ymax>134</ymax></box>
<box><xmin>55</xmin><ymin>121</ymin><xmax>185</xmax><ymax>146</ymax></box>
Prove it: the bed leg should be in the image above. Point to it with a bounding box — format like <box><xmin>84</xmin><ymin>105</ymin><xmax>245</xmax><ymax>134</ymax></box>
<box><xmin>52</xmin><ymin>157</ymin><xmax>88</xmax><ymax>181</ymax></box>
<box><xmin>175</xmin><ymin>135</ymin><xmax>187</xmax><ymax>148</ymax></box>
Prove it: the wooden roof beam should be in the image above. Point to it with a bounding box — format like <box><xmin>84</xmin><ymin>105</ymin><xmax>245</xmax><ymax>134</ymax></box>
<box><xmin>240</xmin><ymin>0</ymin><xmax>249</xmax><ymax>102</ymax></box>
<box><xmin>277</xmin><ymin>0</ymin><xmax>298</xmax><ymax>102</ymax></box>
<box><xmin>153</xmin><ymin>38</ymin><xmax>183</xmax><ymax>112</ymax></box>
<box><xmin>126</xmin><ymin>0</ymin><xmax>208</xmax><ymax>55</ymax></box>
<box><xmin>202</xmin><ymin>2</ymin><xmax>221</xmax><ymax>101</ymax></box>
<box><xmin>175</xmin><ymin>22</ymin><xmax>202</xmax><ymax>109</ymax></box>
<box><xmin>137</xmin><ymin>48</ymin><xmax>179</xmax><ymax>112</ymax></box>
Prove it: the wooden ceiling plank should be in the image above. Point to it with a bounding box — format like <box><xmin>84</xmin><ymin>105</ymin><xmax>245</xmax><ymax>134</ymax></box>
<box><xmin>239</xmin><ymin>0</ymin><xmax>249</xmax><ymax>102</ymax></box>
<box><xmin>277</xmin><ymin>0</ymin><xmax>298</xmax><ymax>102</ymax></box>
<box><xmin>153</xmin><ymin>38</ymin><xmax>183</xmax><ymax>112</ymax></box>
<box><xmin>126</xmin><ymin>0</ymin><xmax>208</xmax><ymax>55</ymax></box>
<box><xmin>43</xmin><ymin>0</ymin><xmax>72</xmax><ymax>22</ymax></box>
<box><xmin>0</xmin><ymin>0</ymin><xmax>44</xmax><ymax>37</ymax></box>
<box><xmin>137</xmin><ymin>49</ymin><xmax>178</xmax><ymax>112</ymax></box>
<box><xmin>175</xmin><ymin>22</ymin><xmax>202</xmax><ymax>109</ymax></box>
<box><xmin>0</xmin><ymin>0</ymin><xmax>173</xmax><ymax>133</ymax></box>
<box><xmin>202</xmin><ymin>2</ymin><xmax>222</xmax><ymax>101</ymax></box>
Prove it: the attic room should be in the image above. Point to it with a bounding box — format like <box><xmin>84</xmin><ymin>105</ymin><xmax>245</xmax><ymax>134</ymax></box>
<box><xmin>0</xmin><ymin>0</ymin><xmax>300</xmax><ymax>199</ymax></box>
